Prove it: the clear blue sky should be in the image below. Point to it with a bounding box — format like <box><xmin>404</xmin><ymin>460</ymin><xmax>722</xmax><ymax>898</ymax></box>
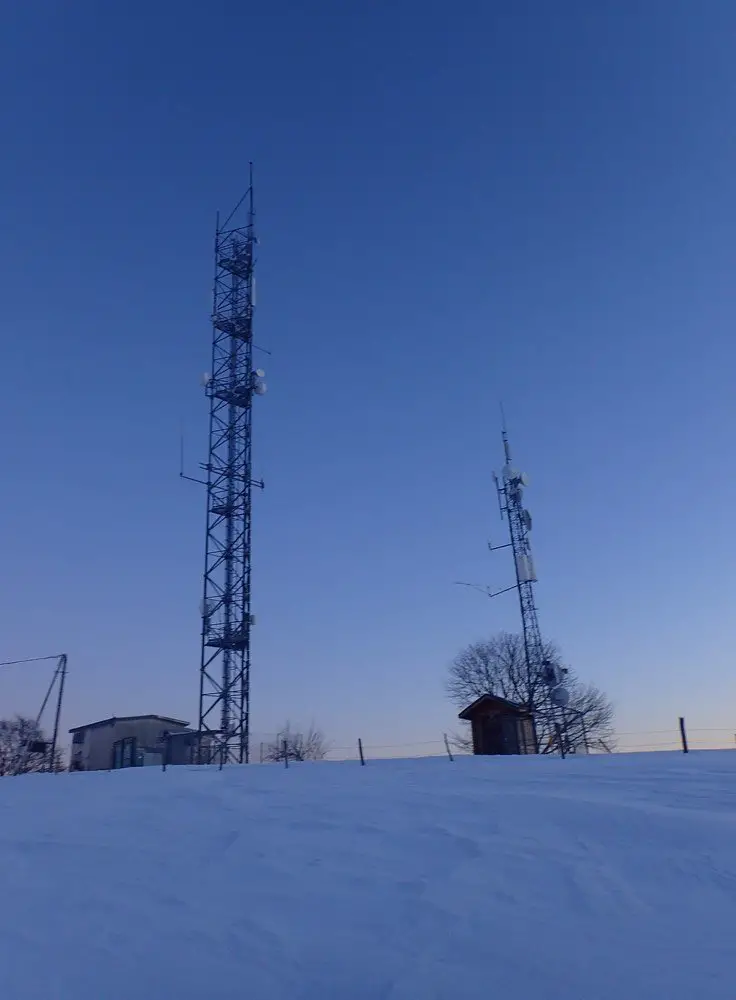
<box><xmin>1</xmin><ymin>1</ymin><xmax>735</xmax><ymax>750</ymax></box>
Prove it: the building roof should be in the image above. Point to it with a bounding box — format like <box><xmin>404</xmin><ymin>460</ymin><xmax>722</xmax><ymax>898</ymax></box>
<box><xmin>458</xmin><ymin>694</ymin><xmax>533</xmax><ymax>721</ymax></box>
<box><xmin>68</xmin><ymin>715</ymin><xmax>190</xmax><ymax>734</ymax></box>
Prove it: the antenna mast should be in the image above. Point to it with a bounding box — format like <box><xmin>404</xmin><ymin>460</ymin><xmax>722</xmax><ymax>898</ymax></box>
<box><xmin>494</xmin><ymin>428</ymin><xmax>541</xmax><ymax>700</ymax></box>
<box><xmin>197</xmin><ymin>165</ymin><xmax>267</xmax><ymax>764</ymax></box>
<box><xmin>490</xmin><ymin>423</ymin><xmax>569</xmax><ymax>754</ymax></box>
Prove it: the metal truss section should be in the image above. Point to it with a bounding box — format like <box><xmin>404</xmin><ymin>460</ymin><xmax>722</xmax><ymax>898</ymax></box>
<box><xmin>198</xmin><ymin>169</ymin><xmax>265</xmax><ymax>765</ymax></box>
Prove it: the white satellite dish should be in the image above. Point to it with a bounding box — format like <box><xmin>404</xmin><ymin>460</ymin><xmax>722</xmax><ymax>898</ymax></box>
<box><xmin>255</xmin><ymin>368</ymin><xmax>265</xmax><ymax>378</ymax></box>
<box><xmin>253</xmin><ymin>381</ymin><xmax>267</xmax><ymax>396</ymax></box>
<box><xmin>519</xmin><ymin>472</ymin><xmax>529</xmax><ymax>486</ymax></box>
<box><xmin>201</xmin><ymin>372</ymin><xmax>212</xmax><ymax>387</ymax></box>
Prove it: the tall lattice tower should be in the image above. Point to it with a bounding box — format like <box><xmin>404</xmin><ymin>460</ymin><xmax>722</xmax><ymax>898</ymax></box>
<box><xmin>491</xmin><ymin>427</ymin><xmax>570</xmax><ymax>753</ymax></box>
<box><xmin>197</xmin><ymin>166</ymin><xmax>266</xmax><ymax>764</ymax></box>
<box><xmin>493</xmin><ymin>430</ymin><xmax>543</xmax><ymax>699</ymax></box>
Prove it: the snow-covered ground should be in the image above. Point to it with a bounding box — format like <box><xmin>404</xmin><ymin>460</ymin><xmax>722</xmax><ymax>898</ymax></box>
<box><xmin>0</xmin><ymin>751</ymin><xmax>734</xmax><ymax>999</ymax></box>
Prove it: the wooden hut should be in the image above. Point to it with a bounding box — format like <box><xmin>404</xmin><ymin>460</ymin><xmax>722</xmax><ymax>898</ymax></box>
<box><xmin>458</xmin><ymin>694</ymin><xmax>537</xmax><ymax>756</ymax></box>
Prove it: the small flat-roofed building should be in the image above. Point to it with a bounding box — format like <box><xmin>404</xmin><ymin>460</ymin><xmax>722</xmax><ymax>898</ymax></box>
<box><xmin>458</xmin><ymin>694</ymin><xmax>537</xmax><ymax>756</ymax></box>
<box><xmin>69</xmin><ymin>715</ymin><xmax>195</xmax><ymax>771</ymax></box>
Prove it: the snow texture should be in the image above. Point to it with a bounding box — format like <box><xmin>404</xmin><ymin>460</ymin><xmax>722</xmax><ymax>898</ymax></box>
<box><xmin>0</xmin><ymin>751</ymin><xmax>734</xmax><ymax>999</ymax></box>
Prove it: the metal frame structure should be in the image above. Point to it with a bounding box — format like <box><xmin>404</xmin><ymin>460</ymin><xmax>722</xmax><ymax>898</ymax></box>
<box><xmin>493</xmin><ymin>430</ymin><xmax>543</xmax><ymax>709</ymax></box>
<box><xmin>195</xmin><ymin>166</ymin><xmax>266</xmax><ymax>765</ymax></box>
<box><xmin>490</xmin><ymin>429</ymin><xmax>570</xmax><ymax>754</ymax></box>
<box><xmin>456</xmin><ymin>425</ymin><xmax>573</xmax><ymax>755</ymax></box>
<box><xmin>0</xmin><ymin>653</ymin><xmax>68</xmax><ymax>773</ymax></box>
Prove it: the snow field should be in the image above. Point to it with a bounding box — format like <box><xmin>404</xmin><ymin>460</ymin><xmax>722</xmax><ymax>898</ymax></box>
<box><xmin>0</xmin><ymin>751</ymin><xmax>735</xmax><ymax>999</ymax></box>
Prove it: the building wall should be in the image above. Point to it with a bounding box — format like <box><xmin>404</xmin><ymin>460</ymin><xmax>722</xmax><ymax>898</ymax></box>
<box><xmin>469</xmin><ymin>706</ymin><xmax>537</xmax><ymax>756</ymax></box>
<box><xmin>71</xmin><ymin>719</ymin><xmax>191</xmax><ymax>771</ymax></box>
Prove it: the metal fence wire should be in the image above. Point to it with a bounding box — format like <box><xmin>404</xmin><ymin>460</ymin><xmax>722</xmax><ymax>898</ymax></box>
<box><xmin>6</xmin><ymin>719</ymin><xmax>735</xmax><ymax>776</ymax></box>
<box><xmin>249</xmin><ymin>722</ymin><xmax>736</xmax><ymax>764</ymax></box>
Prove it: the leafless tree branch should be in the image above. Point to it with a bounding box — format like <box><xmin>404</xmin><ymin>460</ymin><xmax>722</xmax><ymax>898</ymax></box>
<box><xmin>0</xmin><ymin>716</ymin><xmax>65</xmax><ymax>776</ymax></box>
<box><xmin>264</xmin><ymin>722</ymin><xmax>330</xmax><ymax>762</ymax></box>
<box><xmin>446</xmin><ymin>632</ymin><xmax>615</xmax><ymax>754</ymax></box>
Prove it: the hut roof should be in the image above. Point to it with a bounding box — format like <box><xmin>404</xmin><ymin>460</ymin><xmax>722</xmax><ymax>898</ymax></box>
<box><xmin>458</xmin><ymin>693</ymin><xmax>533</xmax><ymax>721</ymax></box>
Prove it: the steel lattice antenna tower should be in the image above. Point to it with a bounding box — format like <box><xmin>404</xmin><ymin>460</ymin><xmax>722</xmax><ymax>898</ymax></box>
<box><xmin>492</xmin><ymin>429</ymin><xmax>544</xmax><ymax>702</ymax></box>
<box><xmin>196</xmin><ymin>165</ymin><xmax>267</xmax><ymax>765</ymax></box>
<box><xmin>457</xmin><ymin>422</ymin><xmax>570</xmax><ymax>754</ymax></box>
<box><xmin>490</xmin><ymin>426</ymin><xmax>569</xmax><ymax>753</ymax></box>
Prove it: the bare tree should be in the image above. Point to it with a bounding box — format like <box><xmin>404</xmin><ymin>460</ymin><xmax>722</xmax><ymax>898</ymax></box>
<box><xmin>447</xmin><ymin>632</ymin><xmax>615</xmax><ymax>753</ymax></box>
<box><xmin>264</xmin><ymin>722</ymin><xmax>330</xmax><ymax>763</ymax></box>
<box><xmin>0</xmin><ymin>716</ymin><xmax>65</xmax><ymax>776</ymax></box>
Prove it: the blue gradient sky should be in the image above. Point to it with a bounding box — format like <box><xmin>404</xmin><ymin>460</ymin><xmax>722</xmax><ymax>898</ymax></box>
<box><xmin>1</xmin><ymin>1</ymin><xmax>735</xmax><ymax>750</ymax></box>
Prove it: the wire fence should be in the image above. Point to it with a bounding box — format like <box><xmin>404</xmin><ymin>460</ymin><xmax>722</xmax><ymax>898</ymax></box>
<box><xmin>5</xmin><ymin>719</ymin><xmax>736</xmax><ymax>778</ymax></box>
<box><xmin>250</xmin><ymin>720</ymin><xmax>736</xmax><ymax>765</ymax></box>
<box><xmin>612</xmin><ymin>726</ymin><xmax>736</xmax><ymax>754</ymax></box>
<box><xmin>252</xmin><ymin>736</ymin><xmax>461</xmax><ymax>764</ymax></box>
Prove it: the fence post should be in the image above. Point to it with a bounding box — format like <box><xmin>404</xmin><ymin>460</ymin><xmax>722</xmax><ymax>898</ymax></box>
<box><xmin>162</xmin><ymin>733</ymin><xmax>169</xmax><ymax>772</ymax></box>
<box><xmin>580</xmin><ymin>714</ymin><xmax>590</xmax><ymax>754</ymax></box>
<box><xmin>443</xmin><ymin>733</ymin><xmax>454</xmax><ymax>761</ymax></box>
<box><xmin>283</xmin><ymin>739</ymin><xmax>289</xmax><ymax>768</ymax></box>
<box><xmin>555</xmin><ymin>723</ymin><xmax>566</xmax><ymax>760</ymax></box>
<box><xmin>358</xmin><ymin>738</ymin><xmax>365</xmax><ymax>766</ymax></box>
<box><xmin>679</xmin><ymin>717</ymin><xmax>689</xmax><ymax>754</ymax></box>
<box><xmin>259</xmin><ymin>742</ymin><xmax>264</xmax><ymax>764</ymax></box>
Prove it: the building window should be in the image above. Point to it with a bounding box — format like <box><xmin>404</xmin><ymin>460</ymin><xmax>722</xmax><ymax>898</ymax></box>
<box><xmin>72</xmin><ymin>731</ymin><xmax>85</xmax><ymax>744</ymax></box>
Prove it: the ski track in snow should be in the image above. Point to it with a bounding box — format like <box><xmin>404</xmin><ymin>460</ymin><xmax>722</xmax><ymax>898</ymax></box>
<box><xmin>0</xmin><ymin>752</ymin><xmax>734</xmax><ymax>999</ymax></box>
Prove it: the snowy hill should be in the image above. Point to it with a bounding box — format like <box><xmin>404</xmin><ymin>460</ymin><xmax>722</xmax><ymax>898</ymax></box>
<box><xmin>0</xmin><ymin>752</ymin><xmax>734</xmax><ymax>999</ymax></box>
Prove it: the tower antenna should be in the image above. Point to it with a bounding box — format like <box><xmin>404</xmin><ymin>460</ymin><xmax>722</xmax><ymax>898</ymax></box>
<box><xmin>457</xmin><ymin>419</ymin><xmax>571</xmax><ymax>754</ymax></box>
<box><xmin>196</xmin><ymin>164</ymin><xmax>266</xmax><ymax>765</ymax></box>
<box><xmin>491</xmin><ymin>423</ymin><xmax>570</xmax><ymax>753</ymax></box>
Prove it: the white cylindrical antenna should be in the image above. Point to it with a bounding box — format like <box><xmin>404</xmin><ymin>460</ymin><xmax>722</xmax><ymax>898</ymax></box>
<box><xmin>515</xmin><ymin>553</ymin><xmax>527</xmax><ymax>581</ymax></box>
<box><xmin>550</xmin><ymin>685</ymin><xmax>570</xmax><ymax>707</ymax></box>
<box><xmin>515</xmin><ymin>553</ymin><xmax>538</xmax><ymax>584</ymax></box>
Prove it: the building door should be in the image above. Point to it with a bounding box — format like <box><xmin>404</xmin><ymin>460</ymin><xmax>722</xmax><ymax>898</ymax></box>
<box><xmin>111</xmin><ymin>737</ymin><xmax>137</xmax><ymax>769</ymax></box>
<box><xmin>480</xmin><ymin>715</ymin><xmax>520</xmax><ymax>755</ymax></box>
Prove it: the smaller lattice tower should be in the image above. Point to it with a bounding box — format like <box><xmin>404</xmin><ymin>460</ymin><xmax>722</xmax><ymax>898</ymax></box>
<box><xmin>492</xmin><ymin>429</ymin><xmax>543</xmax><ymax>695</ymax></box>
<box><xmin>489</xmin><ymin>426</ymin><xmax>570</xmax><ymax>752</ymax></box>
<box><xmin>456</xmin><ymin>423</ymin><xmax>577</xmax><ymax>753</ymax></box>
